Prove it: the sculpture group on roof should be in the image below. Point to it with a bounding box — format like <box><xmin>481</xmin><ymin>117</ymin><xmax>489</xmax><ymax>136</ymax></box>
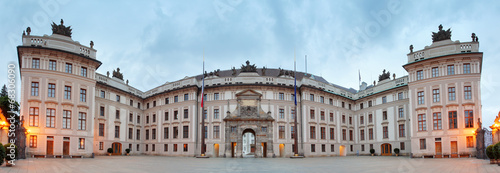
<box><xmin>431</xmin><ymin>24</ymin><xmax>452</xmax><ymax>42</ymax></box>
<box><xmin>51</xmin><ymin>19</ymin><xmax>72</xmax><ymax>37</ymax></box>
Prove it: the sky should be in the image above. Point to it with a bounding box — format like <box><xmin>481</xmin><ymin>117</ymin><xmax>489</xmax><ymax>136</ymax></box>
<box><xmin>1</xmin><ymin>0</ymin><xmax>499</xmax><ymax>129</ymax></box>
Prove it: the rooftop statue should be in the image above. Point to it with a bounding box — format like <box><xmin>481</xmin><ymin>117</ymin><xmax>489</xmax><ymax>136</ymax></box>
<box><xmin>112</xmin><ymin>68</ymin><xmax>124</xmax><ymax>80</ymax></box>
<box><xmin>241</xmin><ymin>60</ymin><xmax>257</xmax><ymax>72</ymax></box>
<box><xmin>51</xmin><ymin>19</ymin><xmax>72</xmax><ymax>37</ymax></box>
<box><xmin>431</xmin><ymin>24</ymin><xmax>451</xmax><ymax>42</ymax></box>
<box><xmin>378</xmin><ymin>69</ymin><xmax>391</xmax><ymax>82</ymax></box>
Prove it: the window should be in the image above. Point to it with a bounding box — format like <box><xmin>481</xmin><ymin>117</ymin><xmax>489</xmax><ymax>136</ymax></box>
<box><xmin>29</xmin><ymin>107</ymin><xmax>39</xmax><ymax>127</ymax></box>
<box><xmin>99</xmin><ymin>142</ymin><xmax>104</xmax><ymax>150</ymax></box>
<box><xmin>146</xmin><ymin>144</ymin><xmax>148</xmax><ymax>151</ymax></box>
<box><xmin>214</xmin><ymin>93</ymin><xmax>219</xmax><ymax>100</ymax></box>
<box><xmin>342</xmin><ymin>102</ymin><xmax>345</xmax><ymax>108</ymax></box>
<box><xmin>310</xmin><ymin>94</ymin><xmax>314</xmax><ymax>101</ymax></box>
<box><xmin>329</xmin><ymin>113</ymin><xmax>334</xmax><ymax>122</ymax></box>
<box><xmin>183</xmin><ymin>144</ymin><xmax>188</xmax><ymax>152</ymax></box>
<box><xmin>382</xmin><ymin>96</ymin><xmax>387</xmax><ymax>104</ymax></box>
<box><xmin>464</xmin><ymin>86</ymin><xmax>472</xmax><ymax>100</ymax></box>
<box><xmin>447</xmin><ymin>65</ymin><xmax>455</xmax><ymax>75</ymax></box>
<box><xmin>79</xmin><ymin>138</ymin><xmax>85</xmax><ymax>149</ymax></box>
<box><xmin>369</xmin><ymin>128</ymin><xmax>373</xmax><ymax>140</ymax></box>
<box><xmin>153</xmin><ymin>144</ymin><xmax>156</xmax><ymax>152</ymax></box>
<box><xmin>29</xmin><ymin>135</ymin><xmax>37</xmax><ymax>148</ymax></box>
<box><xmin>164</xmin><ymin>144</ymin><xmax>168</xmax><ymax>152</ymax></box>
<box><xmin>310</xmin><ymin>126</ymin><xmax>316</xmax><ymax>139</ymax></box>
<box><xmin>463</xmin><ymin>63</ymin><xmax>471</xmax><ymax>74</ymax></box>
<box><xmin>174</xmin><ymin>110</ymin><xmax>178</xmax><ymax>120</ymax></box>
<box><xmin>430</xmin><ymin>67</ymin><xmax>438</xmax><ymax>77</ymax></box>
<box><xmin>448</xmin><ymin>87</ymin><xmax>456</xmax><ymax>101</ymax></box>
<box><xmin>174</xmin><ymin>96</ymin><xmax>178</xmax><ymax>102</ymax></box>
<box><xmin>136</xmin><ymin>129</ymin><xmax>141</xmax><ymax>140</ymax></box>
<box><xmin>100</xmin><ymin>90</ymin><xmax>105</xmax><ymax>98</ymax></box>
<box><xmin>80</xmin><ymin>89</ymin><xmax>86</xmax><ymax>102</ymax></box>
<box><xmin>311</xmin><ymin>144</ymin><xmax>315</xmax><ymax>152</ymax></box>
<box><xmin>153</xmin><ymin>101</ymin><xmax>156</xmax><ymax>107</ymax></box>
<box><xmin>65</xmin><ymin>63</ymin><xmax>72</xmax><ymax>73</ymax></box>
<box><xmin>349</xmin><ymin>104</ymin><xmax>351</xmax><ymax>110</ymax></box>
<box><xmin>204</xmin><ymin>126</ymin><xmax>207</xmax><ymax>138</ymax></box>
<box><xmin>383</xmin><ymin>111</ymin><xmax>387</xmax><ymax>120</ymax></box>
<box><xmin>146</xmin><ymin>129</ymin><xmax>150</xmax><ymax>140</ymax></box>
<box><xmin>420</xmin><ymin>139</ymin><xmax>426</xmax><ymax>149</ymax></box>
<box><xmin>232</xmin><ymin>126</ymin><xmax>238</xmax><ymax>132</ymax></box>
<box><xmin>330</xmin><ymin>128</ymin><xmax>335</xmax><ymax>140</ymax></box>
<box><xmin>32</xmin><ymin>58</ymin><xmax>40</xmax><ymax>68</ymax></box>
<box><xmin>153</xmin><ymin>114</ymin><xmax>156</xmax><ymax>123</ymax></box>
<box><xmin>183</xmin><ymin>126</ymin><xmax>189</xmax><ymax>138</ymax></box>
<box><xmin>138</xmin><ymin>103</ymin><xmax>141</xmax><ymax>109</ymax></box>
<box><xmin>164</xmin><ymin>127</ymin><xmax>169</xmax><ymax>139</ymax></box>
<box><xmin>349</xmin><ymin>116</ymin><xmax>352</xmax><ymax>125</ymax></box>
<box><xmin>432</xmin><ymin>89</ymin><xmax>440</xmax><ymax>102</ymax></box>
<box><xmin>115</xmin><ymin>126</ymin><xmax>120</xmax><ymax>138</ymax></box>
<box><xmin>369</xmin><ymin>114</ymin><xmax>373</xmax><ymax>123</ymax></box>
<box><xmin>398</xmin><ymin>93</ymin><xmax>403</xmax><ymax>100</ymax></box>
<box><xmin>400</xmin><ymin>142</ymin><xmax>405</xmax><ymax>150</ymax></box>
<box><xmin>368</xmin><ymin>101</ymin><xmax>372</xmax><ymax>107</ymax></box>
<box><xmin>320</xmin><ymin>96</ymin><xmax>324</xmax><ymax>103</ymax></box>
<box><xmin>116</xmin><ymin>95</ymin><xmax>121</xmax><ymax>102</ymax></box>
<box><xmin>310</xmin><ymin>109</ymin><xmax>315</xmax><ymax>119</ymax></box>
<box><xmin>81</xmin><ymin>67</ymin><xmax>87</xmax><ymax>77</ymax></box>
<box><xmin>360</xmin><ymin>116</ymin><xmax>364</xmax><ymax>124</ymax></box>
<box><xmin>99</xmin><ymin>106</ymin><xmax>105</xmax><ymax>116</ymax></box>
<box><xmin>342</xmin><ymin>129</ymin><xmax>346</xmax><ymax>141</ymax></box>
<box><xmin>417</xmin><ymin>91</ymin><xmax>424</xmax><ymax>104</ymax></box>
<box><xmin>449</xmin><ymin>111</ymin><xmax>457</xmax><ymax>129</ymax></box>
<box><xmin>291</xmin><ymin>126</ymin><xmax>295</xmax><ymax>139</ymax></box>
<box><xmin>49</xmin><ymin>60</ymin><xmax>56</xmax><ymax>70</ymax></box>
<box><xmin>137</xmin><ymin>115</ymin><xmax>141</xmax><ymax>124</ymax></box>
<box><xmin>398</xmin><ymin>108</ymin><xmax>404</xmax><ymax>118</ymax></box>
<box><xmin>279</xmin><ymin>93</ymin><xmax>284</xmax><ymax>100</ymax></box>
<box><xmin>116</xmin><ymin>110</ymin><xmax>120</xmax><ymax>120</ymax></box>
<box><xmin>64</xmin><ymin>86</ymin><xmax>71</xmax><ymax>100</ymax></box>
<box><xmin>465</xmin><ymin>110</ymin><xmax>474</xmax><ymax>128</ymax></box>
<box><xmin>129</xmin><ymin>128</ymin><xmax>133</xmax><ymax>139</ymax></box>
<box><xmin>342</xmin><ymin>115</ymin><xmax>345</xmax><ymax>124</ymax></box>
<box><xmin>214</xmin><ymin>126</ymin><xmax>220</xmax><ymax>139</ymax></box>
<box><xmin>165</xmin><ymin>97</ymin><xmax>169</xmax><ymax>104</ymax></box>
<box><xmin>329</xmin><ymin>99</ymin><xmax>333</xmax><ymax>105</ymax></box>
<box><xmin>331</xmin><ymin>144</ymin><xmax>335</xmax><ymax>152</ymax></box>
<box><xmin>146</xmin><ymin>116</ymin><xmax>149</xmax><ymax>124</ymax></box>
<box><xmin>184</xmin><ymin>109</ymin><xmax>189</xmax><ymax>119</ymax></box>
<box><xmin>279</xmin><ymin>109</ymin><xmax>284</xmax><ymax>119</ymax></box>
<box><xmin>383</xmin><ymin>126</ymin><xmax>388</xmax><ymax>139</ymax></box>
<box><xmin>360</xmin><ymin>103</ymin><xmax>363</xmax><ymax>109</ymax></box>
<box><xmin>279</xmin><ymin>126</ymin><xmax>285</xmax><ymax>139</ymax></box>
<box><xmin>466</xmin><ymin>136</ymin><xmax>474</xmax><ymax>148</ymax></box>
<box><xmin>433</xmin><ymin>112</ymin><xmax>442</xmax><ymax>130</ymax></box>
<box><xmin>46</xmin><ymin>108</ymin><xmax>55</xmax><ymax>128</ymax></box>
<box><xmin>165</xmin><ymin>112</ymin><xmax>169</xmax><ymax>121</ymax></box>
<box><xmin>214</xmin><ymin>109</ymin><xmax>219</xmax><ymax>119</ymax></box>
<box><xmin>129</xmin><ymin>113</ymin><xmax>133</xmax><ymax>122</ymax></box>
<box><xmin>360</xmin><ymin>129</ymin><xmax>365</xmax><ymax>140</ymax></box>
<box><xmin>99</xmin><ymin>123</ymin><xmax>104</xmax><ymax>136</ymax></box>
<box><xmin>418</xmin><ymin>114</ymin><xmax>426</xmax><ymax>131</ymax></box>
<box><xmin>31</xmin><ymin>82</ymin><xmax>39</xmax><ymax>96</ymax></box>
<box><xmin>78</xmin><ymin>112</ymin><xmax>86</xmax><ymax>130</ymax></box>
<box><xmin>320</xmin><ymin>111</ymin><xmax>325</xmax><ymax>121</ymax></box>
<box><xmin>48</xmin><ymin>83</ymin><xmax>55</xmax><ymax>97</ymax></box>
<box><xmin>361</xmin><ymin>145</ymin><xmax>365</xmax><ymax>152</ymax></box>
<box><xmin>416</xmin><ymin>70</ymin><xmax>423</xmax><ymax>80</ymax></box>
<box><xmin>174</xmin><ymin>144</ymin><xmax>178</xmax><ymax>152</ymax></box>
<box><xmin>321</xmin><ymin>127</ymin><xmax>326</xmax><ymax>139</ymax></box>
<box><xmin>184</xmin><ymin>93</ymin><xmax>189</xmax><ymax>101</ymax></box>
<box><xmin>399</xmin><ymin>124</ymin><xmax>405</xmax><ymax>137</ymax></box>
<box><xmin>203</xmin><ymin>109</ymin><xmax>207</xmax><ymax>119</ymax></box>
<box><xmin>152</xmin><ymin>128</ymin><xmax>156</xmax><ymax>140</ymax></box>
<box><xmin>291</xmin><ymin>109</ymin><xmax>296</xmax><ymax>120</ymax></box>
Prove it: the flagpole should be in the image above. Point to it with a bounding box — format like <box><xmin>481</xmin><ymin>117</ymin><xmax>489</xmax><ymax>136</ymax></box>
<box><xmin>201</xmin><ymin>50</ymin><xmax>206</xmax><ymax>156</ymax></box>
<box><xmin>294</xmin><ymin>49</ymin><xmax>299</xmax><ymax>156</ymax></box>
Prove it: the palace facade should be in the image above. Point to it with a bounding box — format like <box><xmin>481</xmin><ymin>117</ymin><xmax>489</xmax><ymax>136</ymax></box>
<box><xmin>16</xmin><ymin>22</ymin><xmax>482</xmax><ymax>158</ymax></box>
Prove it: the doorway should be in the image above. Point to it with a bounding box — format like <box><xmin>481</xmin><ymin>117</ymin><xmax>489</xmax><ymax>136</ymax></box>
<box><xmin>46</xmin><ymin>136</ymin><xmax>54</xmax><ymax>155</ymax></box>
<box><xmin>231</xmin><ymin>142</ymin><xmax>236</xmax><ymax>158</ymax></box>
<box><xmin>435</xmin><ymin>142</ymin><xmax>442</xmax><ymax>158</ymax></box>
<box><xmin>262</xmin><ymin>142</ymin><xmax>267</xmax><ymax>158</ymax></box>
<box><xmin>214</xmin><ymin>144</ymin><xmax>219</xmax><ymax>157</ymax></box>
<box><xmin>339</xmin><ymin>145</ymin><xmax>346</xmax><ymax>156</ymax></box>
<box><xmin>63</xmin><ymin>137</ymin><xmax>70</xmax><ymax>156</ymax></box>
<box><xmin>451</xmin><ymin>141</ymin><xmax>458</xmax><ymax>158</ymax></box>
<box><xmin>242</xmin><ymin>129</ymin><xmax>256</xmax><ymax>157</ymax></box>
<box><xmin>279</xmin><ymin>144</ymin><xmax>285</xmax><ymax>157</ymax></box>
<box><xmin>112</xmin><ymin>142</ymin><xmax>122</xmax><ymax>155</ymax></box>
<box><xmin>381</xmin><ymin>143</ymin><xmax>392</xmax><ymax>156</ymax></box>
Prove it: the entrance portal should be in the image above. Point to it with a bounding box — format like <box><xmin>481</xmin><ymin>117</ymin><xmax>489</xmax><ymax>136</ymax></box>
<box><xmin>435</xmin><ymin>142</ymin><xmax>442</xmax><ymax>158</ymax></box>
<box><xmin>279</xmin><ymin>144</ymin><xmax>285</xmax><ymax>157</ymax></box>
<box><xmin>214</xmin><ymin>144</ymin><xmax>219</xmax><ymax>157</ymax></box>
<box><xmin>339</xmin><ymin>145</ymin><xmax>346</xmax><ymax>156</ymax></box>
<box><xmin>242</xmin><ymin>129</ymin><xmax>256</xmax><ymax>157</ymax></box>
<box><xmin>112</xmin><ymin>142</ymin><xmax>122</xmax><ymax>155</ymax></box>
<box><xmin>381</xmin><ymin>143</ymin><xmax>392</xmax><ymax>156</ymax></box>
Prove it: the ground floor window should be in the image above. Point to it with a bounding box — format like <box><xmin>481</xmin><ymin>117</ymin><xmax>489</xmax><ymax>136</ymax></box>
<box><xmin>370</xmin><ymin>144</ymin><xmax>373</xmax><ymax>150</ymax></box>
<box><xmin>137</xmin><ymin>144</ymin><xmax>139</xmax><ymax>151</ymax></box>
<box><xmin>146</xmin><ymin>144</ymin><xmax>149</xmax><ymax>151</ymax></box>
<box><xmin>99</xmin><ymin>142</ymin><xmax>103</xmax><ymax>150</ymax></box>
<box><xmin>350</xmin><ymin>145</ymin><xmax>353</xmax><ymax>152</ymax></box>
<box><xmin>361</xmin><ymin>145</ymin><xmax>365</xmax><ymax>152</ymax></box>
<box><xmin>79</xmin><ymin>138</ymin><xmax>85</xmax><ymax>149</ymax></box>
<box><xmin>331</xmin><ymin>144</ymin><xmax>335</xmax><ymax>152</ymax></box>
<box><xmin>183</xmin><ymin>144</ymin><xmax>188</xmax><ymax>152</ymax></box>
<box><xmin>321</xmin><ymin>144</ymin><xmax>326</xmax><ymax>152</ymax></box>
<box><xmin>152</xmin><ymin>144</ymin><xmax>156</xmax><ymax>152</ymax></box>
<box><xmin>129</xmin><ymin>144</ymin><xmax>132</xmax><ymax>150</ymax></box>
<box><xmin>311</xmin><ymin>144</ymin><xmax>315</xmax><ymax>152</ymax></box>
<box><xmin>164</xmin><ymin>144</ymin><xmax>168</xmax><ymax>152</ymax></box>
<box><xmin>400</xmin><ymin>142</ymin><xmax>405</xmax><ymax>150</ymax></box>
<box><xmin>466</xmin><ymin>136</ymin><xmax>474</xmax><ymax>148</ymax></box>
<box><xmin>174</xmin><ymin>144</ymin><xmax>178</xmax><ymax>152</ymax></box>
<box><xmin>420</xmin><ymin>139</ymin><xmax>426</xmax><ymax>149</ymax></box>
<box><xmin>29</xmin><ymin>135</ymin><xmax>37</xmax><ymax>148</ymax></box>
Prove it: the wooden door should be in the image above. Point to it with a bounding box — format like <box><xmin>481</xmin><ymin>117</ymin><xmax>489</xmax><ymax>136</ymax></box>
<box><xmin>231</xmin><ymin>142</ymin><xmax>236</xmax><ymax>158</ymax></box>
<box><xmin>112</xmin><ymin>142</ymin><xmax>122</xmax><ymax>155</ymax></box>
<box><xmin>46</xmin><ymin>141</ymin><xmax>54</xmax><ymax>155</ymax></box>
<box><xmin>435</xmin><ymin>142</ymin><xmax>442</xmax><ymax>158</ymax></box>
<box><xmin>381</xmin><ymin>143</ymin><xmax>392</xmax><ymax>156</ymax></box>
<box><xmin>279</xmin><ymin>144</ymin><xmax>285</xmax><ymax>157</ymax></box>
<box><xmin>451</xmin><ymin>141</ymin><xmax>458</xmax><ymax>157</ymax></box>
<box><xmin>262</xmin><ymin>142</ymin><xmax>267</xmax><ymax>158</ymax></box>
<box><xmin>63</xmin><ymin>141</ymin><xmax>70</xmax><ymax>155</ymax></box>
<box><xmin>214</xmin><ymin>144</ymin><xmax>219</xmax><ymax>157</ymax></box>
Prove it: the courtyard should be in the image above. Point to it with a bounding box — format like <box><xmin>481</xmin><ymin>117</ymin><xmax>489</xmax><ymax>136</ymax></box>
<box><xmin>0</xmin><ymin>156</ymin><xmax>499</xmax><ymax>173</ymax></box>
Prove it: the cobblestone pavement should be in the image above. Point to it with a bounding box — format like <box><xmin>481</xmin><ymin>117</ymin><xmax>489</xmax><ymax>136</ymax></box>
<box><xmin>1</xmin><ymin>156</ymin><xmax>499</xmax><ymax>173</ymax></box>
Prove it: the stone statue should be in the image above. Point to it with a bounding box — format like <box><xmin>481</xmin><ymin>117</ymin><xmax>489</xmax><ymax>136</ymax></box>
<box><xmin>431</xmin><ymin>24</ymin><xmax>452</xmax><ymax>42</ymax></box>
<box><xmin>126</xmin><ymin>79</ymin><xmax>129</xmax><ymax>85</ymax></box>
<box><xmin>262</xmin><ymin>66</ymin><xmax>266</xmax><ymax>75</ymax></box>
<box><xmin>393</xmin><ymin>73</ymin><xmax>396</xmax><ymax>80</ymax></box>
<box><xmin>231</xmin><ymin>67</ymin><xmax>237</xmax><ymax>76</ymax></box>
<box><xmin>90</xmin><ymin>41</ymin><xmax>94</xmax><ymax>48</ymax></box>
<box><xmin>22</xmin><ymin>30</ymin><xmax>25</xmax><ymax>36</ymax></box>
<box><xmin>378</xmin><ymin>69</ymin><xmax>391</xmax><ymax>82</ymax></box>
<box><xmin>51</xmin><ymin>19</ymin><xmax>72</xmax><ymax>37</ymax></box>
<box><xmin>26</xmin><ymin>27</ymin><xmax>31</xmax><ymax>35</ymax></box>
<box><xmin>476</xmin><ymin>36</ymin><xmax>479</xmax><ymax>42</ymax></box>
<box><xmin>373</xmin><ymin>81</ymin><xmax>376</xmax><ymax>86</ymax></box>
<box><xmin>107</xmin><ymin>71</ymin><xmax>110</xmax><ymax>77</ymax></box>
<box><xmin>240</xmin><ymin>60</ymin><xmax>257</xmax><ymax>72</ymax></box>
<box><xmin>471</xmin><ymin>33</ymin><xmax>476</xmax><ymax>42</ymax></box>
<box><xmin>409</xmin><ymin>45</ymin><xmax>413</xmax><ymax>53</ymax></box>
<box><xmin>112</xmin><ymin>68</ymin><xmax>124</xmax><ymax>80</ymax></box>
<box><xmin>478</xmin><ymin>118</ymin><xmax>482</xmax><ymax>128</ymax></box>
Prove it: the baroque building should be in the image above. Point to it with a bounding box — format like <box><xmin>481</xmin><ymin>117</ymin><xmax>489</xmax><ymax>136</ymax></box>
<box><xmin>18</xmin><ymin>22</ymin><xmax>482</xmax><ymax>158</ymax></box>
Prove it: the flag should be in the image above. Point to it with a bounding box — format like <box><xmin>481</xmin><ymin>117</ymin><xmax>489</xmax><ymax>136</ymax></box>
<box><xmin>294</xmin><ymin>50</ymin><xmax>297</xmax><ymax>106</ymax></box>
<box><xmin>201</xmin><ymin>53</ymin><xmax>205</xmax><ymax>108</ymax></box>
